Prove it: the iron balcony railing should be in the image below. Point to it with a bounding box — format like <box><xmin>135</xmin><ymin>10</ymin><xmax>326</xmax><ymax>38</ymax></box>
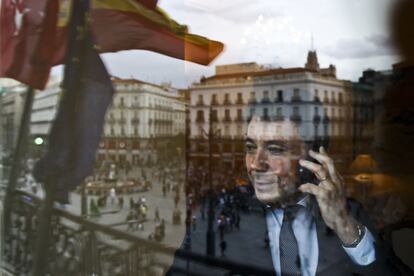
<box><xmin>3</xmin><ymin>190</ymin><xmax>275</xmax><ymax>276</ymax></box>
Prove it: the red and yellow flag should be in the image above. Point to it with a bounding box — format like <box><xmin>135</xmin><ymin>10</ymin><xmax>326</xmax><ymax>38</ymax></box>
<box><xmin>0</xmin><ymin>0</ymin><xmax>224</xmax><ymax>89</ymax></box>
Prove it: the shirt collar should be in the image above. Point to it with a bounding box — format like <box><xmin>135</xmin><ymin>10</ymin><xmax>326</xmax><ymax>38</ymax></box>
<box><xmin>265</xmin><ymin>194</ymin><xmax>310</xmax><ymax>210</ymax></box>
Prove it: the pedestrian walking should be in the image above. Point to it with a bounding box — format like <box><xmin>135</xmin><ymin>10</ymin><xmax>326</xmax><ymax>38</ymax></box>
<box><xmin>109</xmin><ymin>187</ymin><xmax>116</xmax><ymax>205</ymax></box>
<box><xmin>118</xmin><ymin>196</ymin><xmax>124</xmax><ymax>209</ymax></box>
<box><xmin>191</xmin><ymin>215</ymin><xmax>197</xmax><ymax>231</ymax></box>
<box><xmin>155</xmin><ymin>207</ymin><xmax>160</xmax><ymax>222</ymax></box>
<box><xmin>220</xmin><ymin>240</ymin><xmax>227</xmax><ymax>256</ymax></box>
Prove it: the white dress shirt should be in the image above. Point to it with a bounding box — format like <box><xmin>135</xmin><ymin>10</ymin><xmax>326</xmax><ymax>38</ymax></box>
<box><xmin>266</xmin><ymin>197</ymin><xmax>376</xmax><ymax>276</ymax></box>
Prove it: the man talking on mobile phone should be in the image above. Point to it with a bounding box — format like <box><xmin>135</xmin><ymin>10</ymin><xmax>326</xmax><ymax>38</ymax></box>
<box><xmin>244</xmin><ymin>115</ymin><xmax>399</xmax><ymax>275</ymax></box>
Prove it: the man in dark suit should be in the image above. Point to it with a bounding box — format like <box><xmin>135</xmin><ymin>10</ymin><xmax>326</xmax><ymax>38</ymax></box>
<box><xmin>167</xmin><ymin>115</ymin><xmax>403</xmax><ymax>275</ymax></box>
<box><xmin>241</xmin><ymin>116</ymin><xmax>400</xmax><ymax>275</ymax></box>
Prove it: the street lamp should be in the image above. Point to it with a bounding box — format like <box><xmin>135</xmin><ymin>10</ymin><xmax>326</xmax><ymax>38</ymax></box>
<box><xmin>202</xmin><ymin>107</ymin><xmax>221</xmax><ymax>257</ymax></box>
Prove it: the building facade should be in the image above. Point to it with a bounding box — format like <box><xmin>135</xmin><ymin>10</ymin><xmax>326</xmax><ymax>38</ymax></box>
<box><xmin>189</xmin><ymin>52</ymin><xmax>357</xmax><ymax>175</ymax></box>
<box><xmin>0</xmin><ymin>85</ymin><xmax>26</xmax><ymax>154</ymax></box>
<box><xmin>97</xmin><ymin>77</ymin><xmax>186</xmax><ymax>166</ymax></box>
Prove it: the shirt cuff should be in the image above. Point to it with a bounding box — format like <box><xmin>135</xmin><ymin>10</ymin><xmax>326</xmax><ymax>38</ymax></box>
<box><xmin>342</xmin><ymin>226</ymin><xmax>376</xmax><ymax>266</ymax></box>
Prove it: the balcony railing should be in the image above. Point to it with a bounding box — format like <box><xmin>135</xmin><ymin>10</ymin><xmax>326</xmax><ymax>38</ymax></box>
<box><xmin>235</xmin><ymin>98</ymin><xmax>244</xmax><ymax>105</ymax></box>
<box><xmin>107</xmin><ymin>118</ymin><xmax>116</xmax><ymax>124</ymax></box>
<box><xmin>260</xmin><ymin>98</ymin><xmax>271</xmax><ymax>104</ymax></box>
<box><xmin>211</xmin><ymin>116</ymin><xmax>219</xmax><ymax>123</ymax></box>
<box><xmin>291</xmin><ymin>96</ymin><xmax>302</xmax><ymax>102</ymax></box>
<box><xmin>261</xmin><ymin>115</ymin><xmax>271</xmax><ymax>122</ymax></box>
<box><xmin>131</xmin><ymin>118</ymin><xmax>140</xmax><ymax>124</ymax></box>
<box><xmin>196</xmin><ymin>117</ymin><xmax>205</xmax><ymax>123</ymax></box>
<box><xmin>235</xmin><ymin>116</ymin><xmax>244</xmax><ymax>122</ymax></box>
<box><xmin>223</xmin><ymin>99</ymin><xmax>232</xmax><ymax>105</ymax></box>
<box><xmin>248</xmin><ymin>98</ymin><xmax>257</xmax><ymax>104</ymax></box>
<box><xmin>273</xmin><ymin>115</ymin><xmax>284</xmax><ymax>122</ymax></box>
<box><xmin>211</xmin><ymin>100</ymin><xmax>219</xmax><ymax>106</ymax></box>
<box><xmin>195</xmin><ymin>101</ymin><xmax>205</xmax><ymax>106</ymax></box>
<box><xmin>118</xmin><ymin>118</ymin><xmax>126</xmax><ymax>124</ymax></box>
<box><xmin>3</xmin><ymin>190</ymin><xmax>276</xmax><ymax>275</ymax></box>
<box><xmin>222</xmin><ymin>116</ymin><xmax>232</xmax><ymax>123</ymax></box>
<box><xmin>290</xmin><ymin>114</ymin><xmax>302</xmax><ymax>123</ymax></box>
<box><xmin>313</xmin><ymin>115</ymin><xmax>321</xmax><ymax>123</ymax></box>
<box><xmin>313</xmin><ymin>96</ymin><xmax>321</xmax><ymax>103</ymax></box>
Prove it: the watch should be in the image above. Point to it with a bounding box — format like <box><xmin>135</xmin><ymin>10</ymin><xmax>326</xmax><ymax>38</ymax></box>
<box><xmin>342</xmin><ymin>224</ymin><xmax>366</xmax><ymax>248</ymax></box>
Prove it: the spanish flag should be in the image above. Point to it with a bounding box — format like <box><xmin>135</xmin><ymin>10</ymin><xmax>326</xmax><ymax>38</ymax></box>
<box><xmin>0</xmin><ymin>0</ymin><xmax>224</xmax><ymax>89</ymax></box>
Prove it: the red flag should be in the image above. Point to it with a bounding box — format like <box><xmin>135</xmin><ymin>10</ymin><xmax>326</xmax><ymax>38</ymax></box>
<box><xmin>0</xmin><ymin>0</ymin><xmax>56</xmax><ymax>89</ymax></box>
<box><xmin>0</xmin><ymin>0</ymin><xmax>224</xmax><ymax>90</ymax></box>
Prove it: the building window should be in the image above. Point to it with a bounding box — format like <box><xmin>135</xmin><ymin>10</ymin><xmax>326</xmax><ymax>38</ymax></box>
<box><xmin>237</xmin><ymin>125</ymin><xmax>243</xmax><ymax>137</ymax></box>
<box><xmin>293</xmin><ymin>89</ymin><xmax>300</xmax><ymax>98</ymax></box>
<box><xmin>134</xmin><ymin>127</ymin><xmax>138</xmax><ymax>136</ymax></box>
<box><xmin>277</xmin><ymin>107</ymin><xmax>282</xmax><ymax>116</ymax></box>
<box><xmin>224</xmin><ymin>125</ymin><xmax>230</xmax><ymax>136</ymax></box>
<box><xmin>212</xmin><ymin>94</ymin><xmax>217</xmax><ymax>104</ymax></box>
<box><xmin>121</xmin><ymin>127</ymin><xmax>125</xmax><ymax>135</ymax></box>
<box><xmin>250</xmin><ymin>91</ymin><xmax>256</xmax><ymax>99</ymax></box>
<box><xmin>339</xmin><ymin>93</ymin><xmax>343</xmax><ymax>103</ymax></box>
<box><xmin>331</xmin><ymin>91</ymin><xmax>336</xmax><ymax>102</ymax></box>
<box><xmin>314</xmin><ymin>107</ymin><xmax>319</xmax><ymax>115</ymax></box>
<box><xmin>110</xmin><ymin>128</ymin><xmax>114</xmax><ymax>135</ymax></box>
<box><xmin>331</xmin><ymin>107</ymin><xmax>335</xmax><ymax>118</ymax></box>
<box><xmin>293</xmin><ymin>106</ymin><xmax>299</xmax><ymax>116</ymax></box>
<box><xmin>237</xmin><ymin>93</ymin><xmax>243</xmax><ymax>103</ymax></box>
<box><xmin>315</xmin><ymin>89</ymin><xmax>319</xmax><ymax>98</ymax></box>
<box><xmin>277</xmin><ymin>90</ymin><xmax>284</xmax><ymax>101</ymax></box>
<box><xmin>196</xmin><ymin>110</ymin><xmax>204</xmax><ymax>122</ymax></box>
<box><xmin>237</xmin><ymin>109</ymin><xmax>242</xmax><ymax>118</ymax></box>
<box><xmin>250</xmin><ymin>108</ymin><xmax>255</xmax><ymax>116</ymax></box>
<box><xmin>211</xmin><ymin>109</ymin><xmax>218</xmax><ymax>122</ymax></box>
<box><xmin>197</xmin><ymin>95</ymin><xmax>203</xmax><ymax>104</ymax></box>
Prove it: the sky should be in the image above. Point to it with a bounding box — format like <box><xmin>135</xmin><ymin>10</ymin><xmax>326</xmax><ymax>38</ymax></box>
<box><xmin>53</xmin><ymin>0</ymin><xmax>400</xmax><ymax>89</ymax></box>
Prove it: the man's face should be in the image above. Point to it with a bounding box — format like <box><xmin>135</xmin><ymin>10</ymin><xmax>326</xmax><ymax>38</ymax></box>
<box><xmin>245</xmin><ymin>117</ymin><xmax>305</xmax><ymax>206</ymax></box>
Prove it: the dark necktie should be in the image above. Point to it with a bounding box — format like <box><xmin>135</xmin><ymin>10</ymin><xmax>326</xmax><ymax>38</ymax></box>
<box><xmin>280</xmin><ymin>205</ymin><xmax>301</xmax><ymax>276</ymax></box>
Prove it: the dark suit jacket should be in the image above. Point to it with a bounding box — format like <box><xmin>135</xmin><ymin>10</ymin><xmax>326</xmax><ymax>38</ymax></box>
<box><xmin>167</xmin><ymin>198</ymin><xmax>402</xmax><ymax>275</ymax></box>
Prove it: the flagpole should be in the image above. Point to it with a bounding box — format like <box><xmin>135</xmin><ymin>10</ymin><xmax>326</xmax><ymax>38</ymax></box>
<box><xmin>3</xmin><ymin>86</ymin><xmax>35</xmax><ymax>236</ymax></box>
<box><xmin>33</xmin><ymin>0</ymin><xmax>90</xmax><ymax>274</ymax></box>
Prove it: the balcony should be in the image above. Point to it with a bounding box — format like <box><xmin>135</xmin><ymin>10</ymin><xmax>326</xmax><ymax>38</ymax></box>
<box><xmin>260</xmin><ymin>97</ymin><xmax>271</xmax><ymax>104</ymax></box>
<box><xmin>275</xmin><ymin>97</ymin><xmax>284</xmax><ymax>103</ymax></box>
<box><xmin>291</xmin><ymin>96</ymin><xmax>302</xmax><ymax>103</ymax></box>
<box><xmin>118</xmin><ymin>118</ymin><xmax>126</xmax><ymax>124</ymax></box>
<box><xmin>323</xmin><ymin>115</ymin><xmax>330</xmax><ymax>123</ymax></box>
<box><xmin>222</xmin><ymin>116</ymin><xmax>232</xmax><ymax>123</ymax></box>
<box><xmin>211</xmin><ymin>100</ymin><xmax>219</xmax><ymax>106</ymax></box>
<box><xmin>195</xmin><ymin>101</ymin><xmax>205</xmax><ymax>106</ymax></box>
<box><xmin>211</xmin><ymin>116</ymin><xmax>219</xmax><ymax>123</ymax></box>
<box><xmin>323</xmin><ymin>97</ymin><xmax>329</xmax><ymax>104</ymax></box>
<box><xmin>261</xmin><ymin>115</ymin><xmax>271</xmax><ymax>122</ymax></box>
<box><xmin>273</xmin><ymin>115</ymin><xmax>285</xmax><ymax>122</ymax></box>
<box><xmin>196</xmin><ymin>116</ymin><xmax>205</xmax><ymax>123</ymax></box>
<box><xmin>248</xmin><ymin>97</ymin><xmax>257</xmax><ymax>104</ymax></box>
<box><xmin>313</xmin><ymin>115</ymin><xmax>321</xmax><ymax>124</ymax></box>
<box><xmin>313</xmin><ymin>96</ymin><xmax>321</xmax><ymax>103</ymax></box>
<box><xmin>235</xmin><ymin>116</ymin><xmax>244</xmax><ymax>122</ymax></box>
<box><xmin>223</xmin><ymin>99</ymin><xmax>232</xmax><ymax>105</ymax></box>
<box><xmin>290</xmin><ymin>114</ymin><xmax>302</xmax><ymax>123</ymax></box>
<box><xmin>131</xmin><ymin>117</ymin><xmax>139</xmax><ymax>124</ymax></box>
<box><xmin>107</xmin><ymin>118</ymin><xmax>116</xmax><ymax>124</ymax></box>
<box><xmin>235</xmin><ymin>98</ymin><xmax>244</xmax><ymax>105</ymax></box>
<box><xmin>4</xmin><ymin>189</ymin><xmax>278</xmax><ymax>275</ymax></box>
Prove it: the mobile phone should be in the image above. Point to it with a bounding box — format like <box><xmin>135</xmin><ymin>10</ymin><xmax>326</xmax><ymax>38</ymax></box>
<box><xmin>297</xmin><ymin>154</ymin><xmax>319</xmax><ymax>185</ymax></box>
